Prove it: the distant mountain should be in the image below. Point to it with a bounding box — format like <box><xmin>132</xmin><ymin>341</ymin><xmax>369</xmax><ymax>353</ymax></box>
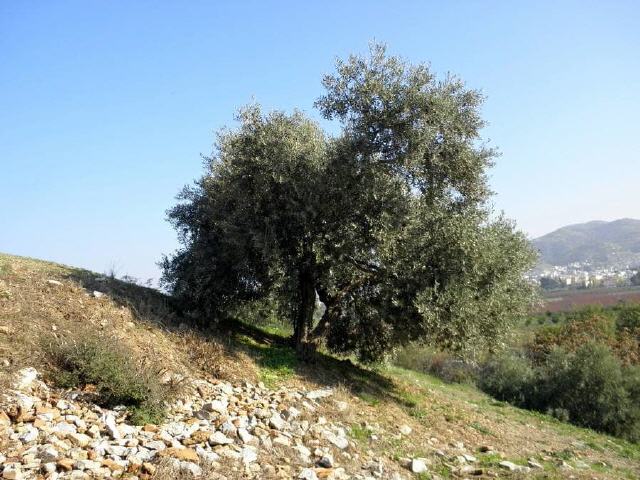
<box><xmin>532</xmin><ymin>218</ymin><xmax>640</xmax><ymax>267</ymax></box>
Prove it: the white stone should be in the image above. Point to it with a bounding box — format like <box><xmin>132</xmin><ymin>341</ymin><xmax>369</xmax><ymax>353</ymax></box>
<box><xmin>47</xmin><ymin>280</ymin><xmax>63</xmax><ymax>286</ymax></box>
<box><xmin>322</xmin><ymin>430</ymin><xmax>349</xmax><ymax>450</ymax></box>
<box><xmin>241</xmin><ymin>446</ymin><xmax>258</xmax><ymax>464</ymax></box>
<box><xmin>209</xmin><ymin>431</ymin><xmax>233</xmax><ymax>445</ymax></box>
<box><xmin>119</xmin><ymin>424</ymin><xmax>136</xmax><ymax>436</ymax></box>
<box><xmin>528</xmin><ymin>459</ymin><xmax>543</xmax><ymax>469</ymax></box>
<box><xmin>1</xmin><ymin>464</ymin><xmax>22</xmax><ymax>480</ymax></box>
<box><xmin>238</xmin><ymin>428</ymin><xmax>254</xmax><ymax>444</ymax></box>
<box><xmin>269</xmin><ymin>413</ymin><xmax>286</xmax><ymax>430</ymax></box>
<box><xmin>68</xmin><ymin>433</ymin><xmax>91</xmax><ymax>447</ymax></box>
<box><xmin>220</xmin><ymin>420</ymin><xmax>237</xmax><ymax>436</ymax></box>
<box><xmin>163</xmin><ymin>422</ymin><xmax>190</xmax><ymax>437</ymax></box>
<box><xmin>180</xmin><ymin>461</ymin><xmax>202</xmax><ymax>477</ymax></box>
<box><xmin>203</xmin><ymin>399</ymin><xmax>228</xmax><ymax>414</ymax></box>
<box><xmin>306</xmin><ymin>389</ymin><xmax>332</xmax><ymax>400</ymax></box>
<box><xmin>399</xmin><ymin>425</ymin><xmax>412</xmax><ymax>435</ymax></box>
<box><xmin>53</xmin><ymin>422</ymin><xmax>76</xmax><ymax>435</ymax></box>
<box><xmin>273</xmin><ymin>435</ymin><xmax>291</xmax><ymax>446</ymax></box>
<box><xmin>74</xmin><ymin>460</ymin><xmax>101</xmax><ymax>470</ymax></box>
<box><xmin>106</xmin><ymin>445</ymin><xmax>129</xmax><ymax>457</ymax></box>
<box><xmin>283</xmin><ymin>406</ymin><xmax>301</xmax><ymax>420</ymax></box>
<box><xmin>18</xmin><ymin>427</ymin><xmax>38</xmax><ymax>443</ymax></box>
<box><xmin>218</xmin><ymin>383</ymin><xmax>234</xmax><ymax>395</ymax></box>
<box><xmin>13</xmin><ymin>392</ymin><xmax>36</xmax><ymax>411</ymax></box>
<box><xmin>294</xmin><ymin>444</ymin><xmax>311</xmax><ymax>460</ymax></box>
<box><xmin>143</xmin><ymin>440</ymin><xmax>166</xmax><ymax>451</ymax></box>
<box><xmin>499</xmin><ymin>461</ymin><xmax>531</xmax><ymax>473</ymax></box>
<box><xmin>196</xmin><ymin>445</ymin><xmax>220</xmax><ymax>464</ymax></box>
<box><xmin>102</xmin><ymin>413</ymin><xmax>120</xmax><ymax>439</ymax></box>
<box><xmin>298</xmin><ymin>468</ymin><xmax>319</xmax><ymax>480</ymax></box>
<box><xmin>13</xmin><ymin>367</ymin><xmax>39</xmax><ymax>391</ymax></box>
<box><xmin>411</xmin><ymin>458</ymin><xmax>428</xmax><ymax>474</ymax></box>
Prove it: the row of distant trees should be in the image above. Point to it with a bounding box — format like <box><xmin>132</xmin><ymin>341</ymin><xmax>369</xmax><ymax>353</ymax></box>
<box><xmin>161</xmin><ymin>45</ymin><xmax>537</xmax><ymax>360</ymax></box>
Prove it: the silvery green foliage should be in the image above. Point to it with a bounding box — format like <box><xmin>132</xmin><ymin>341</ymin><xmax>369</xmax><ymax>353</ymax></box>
<box><xmin>162</xmin><ymin>45</ymin><xmax>537</xmax><ymax>361</ymax></box>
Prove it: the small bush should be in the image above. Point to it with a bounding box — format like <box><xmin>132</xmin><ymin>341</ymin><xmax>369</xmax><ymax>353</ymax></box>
<box><xmin>44</xmin><ymin>335</ymin><xmax>167</xmax><ymax>424</ymax></box>
<box><xmin>544</xmin><ymin>343</ymin><xmax>640</xmax><ymax>441</ymax></box>
<box><xmin>477</xmin><ymin>351</ymin><xmax>536</xmax><ymax>405</ymax></box>
<box><xmin>615</xmin><ymin>304</ymin><xmax>640</xmax><ymax>331</ymax></box>
<box><xmin>394</xmin><ymin>344</ymin><xmax>476</xmax><ymax>384</ymax></box>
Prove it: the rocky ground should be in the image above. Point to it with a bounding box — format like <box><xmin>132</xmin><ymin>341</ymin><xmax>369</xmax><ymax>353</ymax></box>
<box><xmin>1</xmin><ymin>368</ymin><xmax>421</xmax><ymax>480</ymax></box>
<box><xmin>0</xmin><ymin>367</ymin><xmax>545</xmax><ymax>480</ymax></box>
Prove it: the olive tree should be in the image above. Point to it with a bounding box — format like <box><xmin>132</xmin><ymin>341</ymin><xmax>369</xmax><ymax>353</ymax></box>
<box><xmin>162</xmin><ymin>45</ymin><xmax>537</xmax><ymax>360</ymax></box>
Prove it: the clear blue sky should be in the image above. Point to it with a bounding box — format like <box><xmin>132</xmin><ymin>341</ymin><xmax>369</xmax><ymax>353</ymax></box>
<box><xmin>1</xmin><ymin>1</ymin><xmax>639</xmax><ymax>283</ymax></box>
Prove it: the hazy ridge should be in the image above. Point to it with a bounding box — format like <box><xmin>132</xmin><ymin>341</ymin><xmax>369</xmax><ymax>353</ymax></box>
<box><xmin>533</xmin><ymin>218</ymin><xmax>640</xmax><ymax>267</ymax></box>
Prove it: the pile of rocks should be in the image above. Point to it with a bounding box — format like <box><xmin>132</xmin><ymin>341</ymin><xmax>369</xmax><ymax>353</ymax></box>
<box><xmin>0</xmin><ymin>368</ymin><xmax>403</xmax><ymax>479</ymax></box>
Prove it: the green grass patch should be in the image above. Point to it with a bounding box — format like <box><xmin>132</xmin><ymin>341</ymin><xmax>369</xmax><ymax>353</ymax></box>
<box><xmin>349</xmin><ymin>423</ymin><xmax>371</xmax><ymax>443</ymax></box>
<box><xmin>590</xmin><ymin>462</ymin><xmax>610</xmax><ymax>473</ymax></box>
<box><xmin>408</xmin><ymin>406</ymin><xmax>428</xmax><ymax>419</ymax></box>
<box><xmin>469</xmin><ymin>421</ymin><xmax>496</xmax><ymax>436</ymax></box>
<box><xmin>478</xmin><ymin>452</ymin><xmax>502</xmax><ymax>467</ymax></box>
<box><xmin>357</xmin><ymin>391</ymin><xmax>381</xmax><ymax>407</ymax></box>
<box><xmin>431</xmin><ymin>464</ymin><xmax>452</xmax><ymax>478</ymax></box>
<box><xmin>238</xmin><ymin>335</ymin><xmax>297</xmax><ymax>388</ymax></box>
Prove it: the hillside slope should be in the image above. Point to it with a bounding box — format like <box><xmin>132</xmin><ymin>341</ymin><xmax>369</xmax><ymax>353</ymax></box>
<box><xmin>533</xmin><ymin>218</ymin><xmax>640</xmax><ymax>267</ymax></box>
<box><xmin>1</xmin><ymin>253</ymin><xmax>639</xmax><ymax>479</ymax></box>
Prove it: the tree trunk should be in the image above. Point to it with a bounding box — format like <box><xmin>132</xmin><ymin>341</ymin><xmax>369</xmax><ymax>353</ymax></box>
<box><xmin>294</xmin><ymin>266</ymin><xmax>316</xmax><ymax>360</ymax></box>
<box><xmin>309</xmin><ymin>286</ymin><xmax>334</xmax><ymax>343</ymax></box>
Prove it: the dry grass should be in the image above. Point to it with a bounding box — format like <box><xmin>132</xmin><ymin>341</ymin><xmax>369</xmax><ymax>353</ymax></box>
<box><xmin>167</xmin><ymin>329</ymin><xmax>258</xmax><ymax>384</ymax></box>
<box><xmin>0</xmin><ymin>253</ymin><xmax>248</xmax><ymax>397</ymax></box>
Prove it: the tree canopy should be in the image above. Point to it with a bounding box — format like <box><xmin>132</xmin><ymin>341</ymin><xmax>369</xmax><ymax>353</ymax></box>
<box><xmin>162</xmin><ymin>45</ymin><xmax>537</xmax><ymax>361</ymax></box>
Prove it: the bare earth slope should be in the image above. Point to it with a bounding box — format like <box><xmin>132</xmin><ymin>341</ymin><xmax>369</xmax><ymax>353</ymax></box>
<box><xmin>1</xmin><ymin>253</ymin><xmax>639</xmax><ymax>479</ymax></box>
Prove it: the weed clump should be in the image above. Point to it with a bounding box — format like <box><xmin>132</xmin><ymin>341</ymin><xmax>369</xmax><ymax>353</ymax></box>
<box><xmin>44</xmin><ymin>335</ymin><xmax>167</xmax><ymax>424</ymax></box>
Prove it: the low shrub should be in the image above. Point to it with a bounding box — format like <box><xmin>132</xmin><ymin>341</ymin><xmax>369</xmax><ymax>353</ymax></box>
<box><xmin>394</xmin><ymin>344</ymin><xmax>476</xmax><ymax>384</ymax></box>
<box><xmin>477</xmin><ymin>350</ymin><xmax>536</xmax><ymax>405</ymax></box>
<box><xmin>615</xmin><ymin>304</ymin><xmax>640</xmax><ymax>331</ymax></box>
<box><xmin>543</xmin><ymin>344</ymin><xmax>640</xmax><ymax>441</ymax></box>
<box><xmin>44</xmin><ymin>335</ymin><xmax>167</xmax><ymax>424</ymax></box>
<box><xmin>478</xmin><ymin>343</ymin><xmax>640</xmax><ymax>442</ymax></box>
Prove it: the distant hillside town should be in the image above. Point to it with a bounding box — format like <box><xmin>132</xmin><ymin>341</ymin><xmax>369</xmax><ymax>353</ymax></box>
<box><xmin>527</xmin><ymin>262</ymin><xmax>639</xmax><ymax>290</ymax></box>
<box><xmin>528</xmin><ymin>218</ymin><xmax>640</xmax><ymax>290</ymax></box>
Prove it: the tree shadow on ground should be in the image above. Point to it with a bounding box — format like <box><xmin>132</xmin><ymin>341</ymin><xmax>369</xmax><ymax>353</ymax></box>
<box><xmin>61</xmin><ymin>269</ymin><xmax>413</xmax><ymax>407</ymax></box>
<box><xmin>218</xmin><ymin>319</ymin><xmax>417</xmax><ymax>408</ymax></box>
